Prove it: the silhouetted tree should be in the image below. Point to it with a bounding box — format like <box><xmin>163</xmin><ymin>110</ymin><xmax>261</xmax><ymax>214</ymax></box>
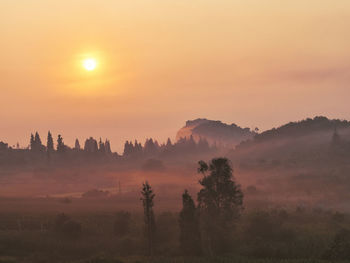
<box><xmin>105</xmin><ymin>139</ymin><xmax>112</xmax><ymax>154</ymax></box>
<box><xmin>144</xmin><ymin>138</ymin><xmax>159</xmax><ymax>156</ymax></box>
<box><xmin>133</xmin><ymin>140</ymin><xmax>143</xmax><ymax>157</ymax></box>
<box><xmin>74</xmin><ymin>139</ymin><xmax>81</xmax><ymax>150</ymax></box>
<box><xmin>0</xmin><ymin>141</ymin><xmax>9</xmax><ymax>151</ymax></box>
<box><xmin>84</xmin><ymin>137</ymin><xmax>98</xmax><ymax>153</ymax></box>
<box><xmin>123</xmin><ymin>141</ymin><xmax>132</xmax><ymax>156</ymax></box>
<box><xmin>30</xmin><ymin>134</ymin><xmax>35</xmax><ymax>151</ymax></box>
<box><xmin>57</xmin><ymin>135</ymin><xmax>66</xmax><ymax>153</ymax></box>
<box><xmin>179</xmin><ymin>190</ymin><xmax>201</xmax><ymax>255</ymax></box>
<box><xmin>34</xmin><ymin>132</ymin><xmax>42</xmax><ymax>148</ymax></box>
<box><xmin>166</xmin><ymin>138</ymin><xmax>172</xmax><ymax>148</ymax></box>
<box><xmin>197</xmin><ymin>158</ymin><xmax>243</xmax><ymax>255</ymax></box>
<box><xmin>47</xmin><ymin>131</ymin><xmax>54</xmax><ymax>154</ymax></box>
<box><xmin>30</xmin><ymin>132</ymin><xmax>44</xmax><ymax>153</ymax></box>
<box><xmin>141</xmin><ymin>181</ymin><xmax>156</xmax><ymax>256</ymax></box>
<box><xmin>98</xmin><ymin>138</ymin><xmax>106</xmax><ymax>154</ymax></box>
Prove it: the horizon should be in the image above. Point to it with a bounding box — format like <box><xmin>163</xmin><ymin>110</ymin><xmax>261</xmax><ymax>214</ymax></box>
<box><xmin>2</xmin><ymin>114</ymin><xmax>348</xmax><ymax>153</ymax></box>
<box><xmin>2</xmin><ymin>1</ymin><xmax>350</xmax><ymax>152</ymax></box>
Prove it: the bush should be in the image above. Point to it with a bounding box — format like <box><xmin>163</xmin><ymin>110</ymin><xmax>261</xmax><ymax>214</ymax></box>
<box><xmin>61</xmin><ymin>220</ymin><xmax>82</xmax><ymax>239</ymax></box>
<box><xmin>54</xmin><ymin>213</ymin><xmax>82</xmax><ymax>238</ymax></box>
<box><xmin>325</xmin><ymin>228</ymin><xmax>350</xmax><ymax>260</ymax></box>
<box><xmin>113</xmin><ymin>211</ymin><xmax>131</xmax><ymax>237</ymax></box>
<box><xmin>54</xmin><ymin>213</ymin><xmax>70</xmax><ymax>232</ymax></box>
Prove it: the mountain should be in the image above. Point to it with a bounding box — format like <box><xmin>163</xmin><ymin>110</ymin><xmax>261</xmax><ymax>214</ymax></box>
<box><xmin>176</xmin><ymin>118</ymin><xmax>255</xmax><ymax>147</ymax></box>
<box><xmin>231</xmin><ymin>116</ymin><xmax>350</xmax><ymax>161</ymax></box>
<box><xmin>253</xmin><ymin>116</ymin><xmax>350</xmax><ymax>143</ymax></box>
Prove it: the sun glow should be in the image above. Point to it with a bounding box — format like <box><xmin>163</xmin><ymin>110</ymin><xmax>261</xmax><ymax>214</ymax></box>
<box><xmin>82</xmin><ymin>58</ymin><xmax>97</xmax><ymax>71</ymax></box>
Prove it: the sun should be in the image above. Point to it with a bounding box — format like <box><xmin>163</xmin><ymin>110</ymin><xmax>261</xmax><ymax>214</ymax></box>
<box><xmin>82</xmin><ymin>58</ymin><xmax>97</xmax><ymax>71</ymax></box>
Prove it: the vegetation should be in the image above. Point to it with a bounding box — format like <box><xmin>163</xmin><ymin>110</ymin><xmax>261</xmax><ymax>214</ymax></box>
<box><xmin>179</xmin><ymin>190</ymin><xmax>201</xmax><ymax>256</ymax></box>
<box><xmin>2</xmin><ymin>116</ymin><xmax>350</xmax><ymax>262</ymax></box>
<box><xmin>141</xmin><ymin>182</ymin><xmax>156</xmax><ymax>257</ymax></box>
<box><xmin>0</xmin><ymin>157</ymin><xmax>349</xmax><ymax>262</ymax></box>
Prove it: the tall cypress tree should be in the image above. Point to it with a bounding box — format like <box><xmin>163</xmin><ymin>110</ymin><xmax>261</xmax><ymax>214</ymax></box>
<box><xmin>47</xmin><ymin>131</ymin><xmax>54</xmax><ymax>152</ymax></box>
<box><xmin>141</xmin><ymin>181</ymin><xmax>156</xmax><ymax>256</ymax></box>
<box><xmin>46</xmin><ymin>131</ymin><xmax>54</xmax><ymax>160</ymax></box>
<box><xmin>34</xmin><ymin>132</ymin><xmax>43</xmax><ymax>152</ymax></box>
<box><xmin>30</xmin><ymin>134</ymin><xmax>35</xmax><ymax>151</ymax></box>
<box><xmin>179</xmin><ymin>190</ymin><xmax>202</xmax><ymax>255</ymax></box>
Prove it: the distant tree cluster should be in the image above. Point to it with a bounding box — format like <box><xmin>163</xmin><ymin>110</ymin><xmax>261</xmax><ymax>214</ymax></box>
<box><xmin>27</xmin><ymin>131</ymin><xmax>113</xmax><ymax>156</ymax></box>
<box><xmin>0</xmin><ymin>132</ymin><xmax>218</xmax><ymax>168</ymax></box>
<box><xmin>123</xmin><ymin>136</ymin><xmax>213</xmax><ymax>159</ymax></box>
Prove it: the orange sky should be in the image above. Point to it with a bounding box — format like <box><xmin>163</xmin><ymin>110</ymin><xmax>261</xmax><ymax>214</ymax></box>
<box><xmin>1</xmin><ymin>0</ymin><xmax>350</xmax><ymax>152</ymax></box>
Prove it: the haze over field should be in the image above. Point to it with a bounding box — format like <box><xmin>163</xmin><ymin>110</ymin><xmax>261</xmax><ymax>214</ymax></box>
<box><xmin>3</xmin><ymin>2</ymin><xmax>350</xmax><ymax>262</ymax></box>
<box><xmin>2</xmin><ymin>0</ymin><xmax>350</xmax><ymax>151</ymax></box>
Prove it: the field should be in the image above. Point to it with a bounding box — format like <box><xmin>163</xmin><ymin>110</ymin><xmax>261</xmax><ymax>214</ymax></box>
<box><xmin>0</xmin><ymin>196</ymin><xmax>349</xmax><ymax>263</ymax></box>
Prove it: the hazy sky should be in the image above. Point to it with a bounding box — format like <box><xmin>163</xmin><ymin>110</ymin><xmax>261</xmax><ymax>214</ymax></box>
<box><xmin>1</xmin><ymin>0</ymin><xmax>350</xmax><ymax>152</ymax></box>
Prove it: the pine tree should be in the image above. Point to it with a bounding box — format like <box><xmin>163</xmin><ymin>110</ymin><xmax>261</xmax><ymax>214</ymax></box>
<box><xmin>47</xmin><ymin>131</ymin><xmax>54</xmax><ymax>152</ymax></box>
<box><xmin>30</xmin><ymin>132</ymin><xmax>44</xmax><ymax>153</ymax></box>
<box><xmin>179</xmin><ymin>190</ymin><xmax>202</xmax><ymax>255</ymax></box>
<box><xmin>144</xmin><ymin>138</ymin><xmax>158</xmax><ymax>156</ymax></box>
<box><xmin>197</xmin><ymin>158</ymin><xmax>243</xmax><ymax>255</ymax></box>
<box><xmin>30</xmin><ymin>134</ymin><xmax>35</xmax><ymax>151</ymax></box>
<box><xmin>98</xmin><ymin>138</ymin><xmax>106</xmax><ymax>154</ymax></box>
<box><xmin>141</xmin><ymin>181</ymin><xmax>156</xmax><ymax>256</ymax></box>
<box><xmin>74</xmin><ymin>139</ymin><xmax>81</xmax><ymax>150</ymax></box>
<box><xmin>57</xmin><ymin>135</ymin><xmax>65</xmax><ymax>153</ymax></box>
<box><xmin>34</xmin><ymin>132</ymin><xmax>42</xmax><ymax>146</ymax></box>
<box><xmin>105</xmin><ymin>139</ymin><xmax>111</xmax><ymax>154</ymax></box>
<box><xmin>84</xmin><ymin>137</ymin><xmax>98</xmax><ymax>153</ymax></box>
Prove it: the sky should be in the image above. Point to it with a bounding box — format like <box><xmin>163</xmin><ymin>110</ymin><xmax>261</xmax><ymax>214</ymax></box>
<box><xmin>1</xmin><ymin>0</ymin><xmax>350</xmax><ymax>152</ymax></box>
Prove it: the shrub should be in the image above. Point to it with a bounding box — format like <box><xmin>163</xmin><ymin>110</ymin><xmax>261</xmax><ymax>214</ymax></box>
<box><xmin>325</xmin><ymin>228</ymin><xmax>350</xmax><ymax>260</ymax></box>
<box><xmin>113</xmin><ymin>211</ymin><xmax>131</xmax><ymax>237</ymax></box>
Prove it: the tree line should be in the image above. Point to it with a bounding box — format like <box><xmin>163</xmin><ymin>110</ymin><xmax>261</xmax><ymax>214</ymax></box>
<box><xmin>0</xmin><ymin>132</ymin><xmax>216</xmax><ymax>165</ymax></box>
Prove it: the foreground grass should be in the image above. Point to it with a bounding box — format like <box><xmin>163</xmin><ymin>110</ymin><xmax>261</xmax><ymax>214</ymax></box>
<box><xmin>1</xmin><ymin>256</ymin><xmax>349</xmax><ymax>263</ymax></box>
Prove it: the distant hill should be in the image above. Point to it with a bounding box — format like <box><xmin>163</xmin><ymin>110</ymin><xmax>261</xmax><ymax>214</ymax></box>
<box><xmin>233</xmin><ymin>116</ymin><xmax>350</xmax><ymax>159</ymax></box>
<box><xmin>253</xmin><ymin>116</ymin><xmax>350</xmax><ymax>143</ymax></box>
<box><xmin>176</xmin><ymin>118</ymin><xmax>255</xmax><ymax>147</ymax></box>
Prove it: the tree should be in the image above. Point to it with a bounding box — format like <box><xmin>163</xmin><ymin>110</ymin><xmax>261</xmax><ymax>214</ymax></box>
<box><xmin>57</xmin><ymin>135</ymin><xmax>65</xmax><ymax>153</ymax></box>
<box><xmin>98</xmin><ymin>138</ymin><xmax>106</xmax><ymax>154</ymax></box>
<box><xmin>84</xmin><ymin>137</ymin><xmax>98</xmax><ymax>153</ymax></box>
<box><xmin>179</xmin><ymin>190</ymin><xmax>201</xmax><ymax>255</ymax></box>
<box><xmin>74</xmin><ymin>139</ymin><xmax>81</xmax><ymax>150</ymax></box>
<box><xmin>30</xmin><ymin>134</ymin><xmax>35</xmax><ymax>151</ymax></box>
<box><xmin>197</xmin><ymin>158</ymin><xmax>243</xmax><ymax>255</ymax></box>
<box><xmin>30</xmin><ymin>132</ymin><xmax>44</xmax><ymax>153</ymax></box>
<box><xmin>141</xmin><ymin>181</ymin><xmax>156</xmax><ymax>256</ymax></box>
<box><xmin>166</xmin><ymin>138</ymin><xmax>172</xmax><ymax>148</ymax></box>
<box><xmin>47</xmin><ymin>131</ymin><xmax>54</xmax><ymax>152</ymax></box>
<box><xmin>144</xmin><ymin>138</ymin><xmax>159</xmax><ymax>156</ymax></box>
<box><xmin>34</xmin><ymin>132</ymin><xmax>42</xmax><ymax>147</ymax></box>
<box><xmin>123</xmin><ymin>141</ymin><xmax>132</xmax><ymax>156</ymax></box>
<box><xmin>105</xmin><ymin>139</ymin><xmax>112</xmax><ymax>154</ymax></box>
